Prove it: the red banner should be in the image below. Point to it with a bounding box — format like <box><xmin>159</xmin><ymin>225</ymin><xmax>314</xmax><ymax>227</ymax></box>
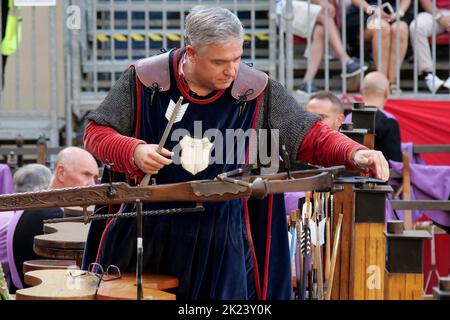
<box><xmin>384</xmin><ymin>99</ymin><xmax>450</xmax><ymax>165</ymax></box>
<box><xmin>348</xmin><ymin>96</ymin><xmax>450</xmax><ymax>165</ymax></box>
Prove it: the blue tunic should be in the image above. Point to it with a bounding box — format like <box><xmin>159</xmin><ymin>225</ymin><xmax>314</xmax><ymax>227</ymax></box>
<box><xmin>83</xmin><ymin>51</ymin><xmax>291</xmax><ymax>299</ymax></box>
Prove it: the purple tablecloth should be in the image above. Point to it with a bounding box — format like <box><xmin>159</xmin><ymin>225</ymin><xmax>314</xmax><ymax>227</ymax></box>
<box><xmin>6</xmin><ymin>211</ymin><xmax>24</xmax><ymax>290</ymax></box>
<box><xmin>0</xmin><ymin>164</ymin><xmax>14</xmax><ymax>195</ymax></box>
<box><xmin>387</xmin><ymin>141</ymin><xmax>450</xmax><ymax>226</ymax></box>
<box><xmin>0</xmin><ymin>211</ymin><xmax>15</xmax><ymax>290</ymax></box>
<box><xmin>389</xmin><ymin>160</ymin><xmax>450</xmax><ymax>227</ymax></box>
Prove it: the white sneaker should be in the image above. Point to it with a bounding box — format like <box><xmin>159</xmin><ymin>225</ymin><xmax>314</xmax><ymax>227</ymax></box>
<box><xmin>444</xmin><ymin>77</ymin><xmax>450</xmax><ymax>90</ymax></box>
<box><xmin>425</xmin><ymin>73</ymin><xmax>444</xmax><ymax>93</ymax></box>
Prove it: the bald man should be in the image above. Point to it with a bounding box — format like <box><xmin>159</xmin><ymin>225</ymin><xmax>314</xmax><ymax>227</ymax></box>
<box><xmin>7</xmin><ymin>148</ymin><xmax>99</xmax><ymax>292</ymax></box>
<box><xmin>306</xmin><ymin>91</ymin><xmax>345</xmax><ymax>131</ymax></box>
<box><xmin>361</xmin><ymin>72</ymin><xmax>402</xmax><ymax>162</ymax></box>
<box><xmin>49</xmin><ymin>147</ymin><xmax>99</xmax><ymax>189</ymax></box>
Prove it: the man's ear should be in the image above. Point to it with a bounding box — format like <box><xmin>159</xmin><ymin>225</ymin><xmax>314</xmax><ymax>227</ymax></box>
<box><xmin>337</xmin><ymin>113</ymin><xmax>345</xmax><ymax>127</ymax></box>
<box><xmin>186</xmin><ymin>45</ymin><xmax>197</xmax><ymax>63</ymax></box>
<box><xmin>55</xmin><ymin>165</ymin><xmax>65</xmax><ymax>183</ymax></box>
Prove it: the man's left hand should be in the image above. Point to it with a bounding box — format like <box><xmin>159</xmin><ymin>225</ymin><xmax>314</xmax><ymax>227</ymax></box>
<box><xmin>353</xmin><ymin>149</ymin><xmax>390</xmax><ymax>181</ymax></box>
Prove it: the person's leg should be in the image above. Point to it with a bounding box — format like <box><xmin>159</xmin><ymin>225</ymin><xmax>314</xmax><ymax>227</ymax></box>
<box><xmin>409</xmin><ymin>12</ymin><xmax>444</xmax><ymax>75</ymax></box>
<box><xmin>316</xmin><ymin>12</ymin><xmax>351</xmax><ymax>64</ymax></box>
<box><xmin>365</xmin><ymin>19</ymin><xmax>391</xmax><ymax>75</ymax></box>
<box><xmin>314</xmin><ymin>4</ymin><xmax>349</xmax><ymax>63</ymax></box>
<box><xmin>409</xmin><ymin>13</ymin><xmax>446</xmax><ymax>92</ymax></box>
<box><xmin>387</xmin><ymin>21</ymin><xmax>409</xmax><ymax>86</ymax></box>
<box><xmin>303</xmin><ymin>24</ymin><xmax>324</xmax><ymax>82</ymax></box>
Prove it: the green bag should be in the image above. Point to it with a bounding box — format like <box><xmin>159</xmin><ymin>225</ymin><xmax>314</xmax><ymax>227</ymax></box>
<box><xmin>1</xmin><ymin>0</ymin><xmax>22</xmax><ymax>56</ymax></box>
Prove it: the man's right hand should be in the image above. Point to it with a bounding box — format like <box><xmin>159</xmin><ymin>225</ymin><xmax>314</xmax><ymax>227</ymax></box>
<box><xmin>133</xmin><ymin>144</ymin><xmax>174</xmax><ymax>175</ymax></box>
<box><xmin>352</xmin><ymin>149</ymin><xmax>389</xmax><ymax>181</ymax></box>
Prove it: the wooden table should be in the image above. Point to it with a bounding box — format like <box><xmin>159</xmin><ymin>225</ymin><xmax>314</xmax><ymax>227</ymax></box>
<box><xmin>63</xmin><ymin>206</ymin><xmax>95</xmax><ymax>218</ymax></box>
<box><xmin>16</xmin><ymin>270</ymin><xmax>179</xmax><ymax>300</ymax></box>
<box><xmin>33</xmin><ymin>222</ymin><xmax>91</xmax><ymax>266</ymax></box>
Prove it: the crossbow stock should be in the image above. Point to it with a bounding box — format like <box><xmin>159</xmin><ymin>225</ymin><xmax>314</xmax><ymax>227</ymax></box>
<box><xmin>0</xmin><ymin>165</ymin><xmax>354</xmax><ymax>224</ymax></box>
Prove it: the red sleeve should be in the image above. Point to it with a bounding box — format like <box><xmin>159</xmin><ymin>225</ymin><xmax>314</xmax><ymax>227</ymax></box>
<box><xmin>84</xmin><ymin>121</ymin><xmax>146</xmax><ymax>176</ymax></box>
<box><xmin>297</xmin><ymin>121</ymin><xmax>368</xmax><ymax>171</ymax></box>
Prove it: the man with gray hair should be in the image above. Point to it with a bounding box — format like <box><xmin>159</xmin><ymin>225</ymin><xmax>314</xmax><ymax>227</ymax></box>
<box><xmin>1</xmin><ymin>164</ymin><xmax>52</xmax><ymax>292</ymax></box>
<box><xmin>84</xmin><ymin>6</ymin><xmax>389</xmax><ymax>300</ymax></box>
<box><xmin>2</xmin><ymin>164</ymin><xmax>58</xmax><ymax>292</ymax></box>
<box><xmin>12</xmin><ymin>164</ymin><xmax>52</xmax><ymax>193</ymax></box>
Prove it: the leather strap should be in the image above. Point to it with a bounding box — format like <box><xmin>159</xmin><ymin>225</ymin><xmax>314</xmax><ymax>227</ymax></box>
<box><xmin>134</xmin><ymin>49</ymin><xmax>269</xmax><ymax>101</ymax></box>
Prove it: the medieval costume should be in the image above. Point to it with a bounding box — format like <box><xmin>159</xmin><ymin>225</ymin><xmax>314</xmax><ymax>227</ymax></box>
<box><xmin>83</xmin><ymin>48</ymin><xmax>366</xmax><ymax>300</ymax></box>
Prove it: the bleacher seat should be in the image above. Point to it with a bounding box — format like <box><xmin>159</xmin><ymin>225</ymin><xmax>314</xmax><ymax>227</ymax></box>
<box><xmin>429</xmin><ymin>32</ymin><xmax>450</xmax><ymax>45</ymax></box>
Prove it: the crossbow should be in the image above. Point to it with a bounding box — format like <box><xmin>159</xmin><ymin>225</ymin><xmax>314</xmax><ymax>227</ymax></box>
<box><xmin>0</xmin><ymin>164</ymin><xmax>391</xmax><ymax>225</ymax></box>
<box><xmin>0</xmin><ymin>164</ymin><xmax>343</xmax><ymax>208</ymax></box>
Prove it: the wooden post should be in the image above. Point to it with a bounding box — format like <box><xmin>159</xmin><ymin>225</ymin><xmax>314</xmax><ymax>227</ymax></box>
<box><xmin>16</xmin><ymin>134</ymin><xmax>24</xmax><ymax>168</ymax></box>
<box><xmin>351</xmin><ymin>104</ymin><xmax>377</xmax><ymax>150</ymax></box>
<box><xmin>363</xmin><ymin>134</ymin><xmax>375</xmax><ymax>151</ymax></box>
<box><xmin>340</xmin><ymin>128</ymin><xmax>368</xmax><ymax>146</ymax></box>
<box><xmin>351</xmin><ymin>184</ymin><xmax>392</xmax><ymax>300</ymax></box>
<box><xmin>326</xmin><ymin>214</ymin><xmax>344</xmax><ymax>300</ymax></box>
<box><xmin>402</xmin><ymin>152</ymin><xmax>413</xmax><ymax>230</ymax></box>
<box><xmin>36</xmin><ymin>135</ymin><xmax>48</xmax><ymax>165</ymax></box>
<box><xmin>331</xmin><ymin>184</ymin><xmax>354</xmax><ymax>300</ymax></box>
<box><xmin>385</xmin><ymin>221</ymin><xmax>431</xmax><ymax>300</ymax></box>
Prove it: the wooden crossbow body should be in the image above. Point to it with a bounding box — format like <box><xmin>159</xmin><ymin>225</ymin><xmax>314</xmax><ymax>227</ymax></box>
<box><xmin>0</xmin><ymin>161</ymin><xmax>390</xmax><ymax>300</ymax></box>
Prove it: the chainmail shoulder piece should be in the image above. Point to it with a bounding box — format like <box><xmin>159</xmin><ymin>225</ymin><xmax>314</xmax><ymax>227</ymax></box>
<box><xmin>256</xmin><ymin>79</ymin><xmax>320</xmax><ymax>163</ymax></box>
<box><xmin>85</xmin><ymin>69</ymin><xmax>135</xmax><ymax>137</ymax></box>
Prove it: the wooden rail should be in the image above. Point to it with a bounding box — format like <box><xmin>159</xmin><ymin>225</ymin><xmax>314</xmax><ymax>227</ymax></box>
<box><xmin>390</xmin><ymin>200</ymin><xmax>450</xmax><ymax>211</ymax></box>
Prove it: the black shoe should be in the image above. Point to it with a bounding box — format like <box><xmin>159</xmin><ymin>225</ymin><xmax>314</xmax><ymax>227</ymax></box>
<box><xmin>296</xmin><ymin>81</ymin><xmax>319</xmax><ymax>94</ymax></box>
<box><xmin>342</xmin><ymin>57</ymin><xmax>368</xmax><ymax>78</ymax></box>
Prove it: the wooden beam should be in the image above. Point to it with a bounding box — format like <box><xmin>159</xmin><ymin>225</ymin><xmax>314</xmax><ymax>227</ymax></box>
<box><xmin>0</xmin><ymin>147</ymin><xmax>64</xmax><ymax>156</ymax></box>
<box><xmin>390</xmin><ymin>200</ymin><xmax>450</xmax><ymax>211</ymax></box>
<box><xmin>413</xmin><ymin>145</ymin><xmax>450</xmax><ymax>154</ymax></box>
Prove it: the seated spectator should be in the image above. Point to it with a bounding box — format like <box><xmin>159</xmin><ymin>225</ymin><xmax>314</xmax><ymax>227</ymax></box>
<box><xmin>4</xmin><ymin>147</ymin><xmax>99</xmax><ymax>292</ymax></box>
<box><xmin>278</xmin><ymin>0</ymin><xmax>367</xmax><ymax>93</ymax></box>
<box><xmin>305</xmin><ymin>91</ymin><xmax>345</xmax><ymax>130</ymax></box>
<box><xmin>346</xmin><ymin>0</ymin><xmax>413</xmax><ymax>94</ymax></box>
<box><xmin>360</xmin><ymin>71</ymin><xmax>403</xmax><ymax>162</ymax></box>
<box><xmin>409</xmin><ymin>0</ymin><xmax>450</xmax><ymax>93</ymax></box>
<box><xmin>302</xmin><ymin>92</ymin><xmax>450</xmax><ymax>234</ymax></box>
<box><xmin>49</xmin><ymin>146</ymin><xmax>99</xmax><ymax>188</ymax></box>
<box><xmin>285</xmin><ymin>91</ymin><xmax>345</xmax><ymax>215</ymax></box>
<box><xmin>13</xmin><ymin>164</ymin><xmax>52</xmax><ymax>193</ymax></box>
<box><xmin>2</xmin><ymin>164</ymin><xmax>53</xmax><ymax>292</ymax></box>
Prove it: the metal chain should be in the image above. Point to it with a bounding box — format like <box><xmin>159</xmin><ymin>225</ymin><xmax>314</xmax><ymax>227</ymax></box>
<box><xmin>43</xmin><ymin>206</ymin><xmax>204</xmax><ymax>224</ymax></box>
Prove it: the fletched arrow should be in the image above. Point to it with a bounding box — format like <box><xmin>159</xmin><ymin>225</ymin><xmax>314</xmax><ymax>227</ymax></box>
<box><xmin>141</xmin><ymin>96</ymin><xmax>185</xmax><ymax>186</ymax></box>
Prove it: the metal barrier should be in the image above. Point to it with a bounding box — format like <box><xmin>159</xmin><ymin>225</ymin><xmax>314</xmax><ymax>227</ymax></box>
<box><xmin>70</xmin><ymin>0</ymin><xmax>277</xmax><ymax>117</ymax></box>
<box><xmin>0</xmin><ymin>0</ymin><xmax>448</xmax><ymax>149</ymax></box>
